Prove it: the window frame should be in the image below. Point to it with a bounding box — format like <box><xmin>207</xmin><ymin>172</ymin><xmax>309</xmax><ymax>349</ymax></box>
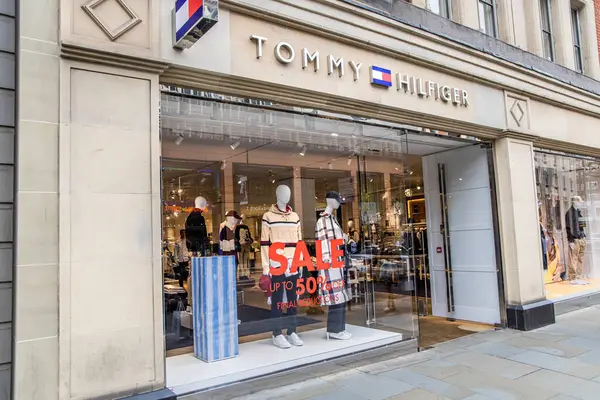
<box><xmin>427</xmin><ymin>0</ymin><xmax>452</xmax><ymax>19</ymax></box>
<box><xmin>571</xmin><ymin>7</ymin><xmax>584</xmax><ymax>73</ymax></box>
<box><xmin>478</xmin><ymin>0</ymin><xmax>498</xmax><ymax>38</ymax></box>
<box><xmin>540</xmin><ymin>0</ymin><xmax>555</xmax><ymax>61</ymax></box>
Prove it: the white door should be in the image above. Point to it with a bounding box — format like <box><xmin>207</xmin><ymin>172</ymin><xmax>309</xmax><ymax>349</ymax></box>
<box><xmin>422</xmin><ymin>145</ymin><xmax>501</xmax><ymax>325</ymax></box>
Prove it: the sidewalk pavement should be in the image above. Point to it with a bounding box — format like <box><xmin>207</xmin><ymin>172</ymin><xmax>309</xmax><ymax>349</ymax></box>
<box><xmin>188</xmin><ymin>305</ymin><xmax>600</xmax><ymax>400</ymax></box>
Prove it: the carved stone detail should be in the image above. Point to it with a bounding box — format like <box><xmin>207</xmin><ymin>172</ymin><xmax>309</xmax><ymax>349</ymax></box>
<box><xmin>505</xmin><ymin>92</ymin><xmax>530</xmax><ymax>131</ymax></box>
<box><xmin>81</xmin><ymin>0</ymin><xmax>142</xmax><ymax>41</ymax></box>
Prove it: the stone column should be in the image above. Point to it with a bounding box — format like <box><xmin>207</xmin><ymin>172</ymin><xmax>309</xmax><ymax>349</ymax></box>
<box><xmin>452</xmin><ymin>0</ymin><xmax>480</xmax><ymax>30</ymax></box>
<box><xmin>496</xmin><ymin>0</ymin><xmax>516</xmax><ymax>45</ymax></box>
<box><xmin>579</xmin><ymin>3</ymin><xmax>600</xmax><ymax>79</ymax></box>
<box><xmin>552</xmin><ymin>0</ymin><xmax>576</xmax><ymax>69</ymax></box>
<box><xmin>13</xmin><ymin>0</ymin><xmax>60</xmax><ymax>397</ymax></box>
<box><xmin>522</xmin><ymin>0</ymin><xmax>544</xmax><ymax>56</ymax></box>
<box><xmin>494</xmin><ymin>136</ymin><xmax>555</xmax><ymax>331</ymax></box>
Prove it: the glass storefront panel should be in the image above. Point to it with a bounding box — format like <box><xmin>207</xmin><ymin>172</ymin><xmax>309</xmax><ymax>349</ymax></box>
<box><xmin>159</xmin><ymin>88</ymin><xmax>497</xmax><ymax>393</ymax></box>
<box><xmin>535</xmin><ymin>150</ymin><xmax>600</xmax><ymax>301</ymax></box>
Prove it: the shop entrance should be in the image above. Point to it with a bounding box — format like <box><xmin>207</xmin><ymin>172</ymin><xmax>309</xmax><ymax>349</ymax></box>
<box><xmin>159</xmin><ymin>87</ymin><xmax>501</xmax><ymax>393</ymax></box>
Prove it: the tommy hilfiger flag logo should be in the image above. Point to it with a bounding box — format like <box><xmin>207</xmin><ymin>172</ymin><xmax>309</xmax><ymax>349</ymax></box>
<box><xmin>175</xmin><ymin>0</ymin><xmax>204</xmax><ymax>42</ymax></box>
<box><xmin>370</xmin><ymin>66</ymin><xmax>392</xmax><ymax>87</ymax></box>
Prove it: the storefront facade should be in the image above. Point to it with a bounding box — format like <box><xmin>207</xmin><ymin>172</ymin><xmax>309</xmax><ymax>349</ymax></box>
<box><xmin>11</xmin><ymin>0</ymin><xmax>600</xmax><ymax>399</ymax></box>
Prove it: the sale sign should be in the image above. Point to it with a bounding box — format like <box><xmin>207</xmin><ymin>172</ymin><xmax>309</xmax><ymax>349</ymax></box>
<box><xmin>268</xmin><ymin>239</ymin><xmax>345</xmax><ymax>276</ymax></box>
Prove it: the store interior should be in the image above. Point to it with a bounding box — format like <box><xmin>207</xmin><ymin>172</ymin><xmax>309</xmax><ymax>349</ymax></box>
<box><xmin>536</xmin><ymin>152</ymin><xmax>600</xmax><ymax>301</ymax></box>
<box><xmin>159</xmin><ymin>88</ymin><xmax>495</xmax><ymax>393</ymax></box>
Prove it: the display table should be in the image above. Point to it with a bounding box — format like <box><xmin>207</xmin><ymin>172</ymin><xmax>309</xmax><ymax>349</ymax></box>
<box><xmin>191</xmin><ymin>256</ymin><xmax>239</xmax><ymax>362</ymax></box>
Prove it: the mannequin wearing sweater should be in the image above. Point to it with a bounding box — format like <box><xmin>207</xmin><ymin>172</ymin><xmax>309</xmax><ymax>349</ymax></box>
<box><xmin>316</xmin><ymin>191</ymin><xmax>352</xmax><ymax>340</ymax></box>
<box><xmin>261</xmin><ymin>185</ymin><xmax>304</xmax><ymax>349</ymax></box>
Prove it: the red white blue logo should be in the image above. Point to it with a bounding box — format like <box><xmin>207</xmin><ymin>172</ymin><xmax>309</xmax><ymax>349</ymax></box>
<box><xmin>175</xmin><ymin>0</ymin><xmax>204</xmax><ymax>42</ymax></box>
<box><xmin>370</xmin><ymin>66</ymin><xmax>392</xmax><ymax>87</ymax></box>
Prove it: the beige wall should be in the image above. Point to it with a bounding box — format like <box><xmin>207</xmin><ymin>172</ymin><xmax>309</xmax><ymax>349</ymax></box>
<box><xmin>57</xmin><ymin>64</ymin><xmax>163</xmax><ymax>399</ymax></box>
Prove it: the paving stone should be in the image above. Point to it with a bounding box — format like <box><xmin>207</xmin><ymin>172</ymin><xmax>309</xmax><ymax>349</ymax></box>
<box><xmin>517</xmin><ymin>369</ymin><xmax>600</xmax><ymax>400</ymax></box>
<box><xmin>443</xmin><ymin>369</ymin><xmax>557</xmax><ymax>400</ymax></box>
<box><xmin>559</xmin><ymin>337</ymin><xmax>600</xmax><ymax>351</ymax></box>
<box><xmin>328</xmin><ymin>370</ymin><xmax>414</xmax><ymax>400</ymax></box>
<box><xmin>445</xmin><ymin>350</ymin><xmax>539</xmax><ymax>379</ymax></box>
<box><xmin>509</xmin><ymin>350</ymin><xmax>600</xmax><ymax>379</ymax></box>
<box><xmin>467</xmin><ymin>341</ymin><xmax>528</xmax><ymax>358</ymax></box>
<box><xmin>502</xmin><ymin>336</ymin><xmax>589</xmax><ymax>358</ymax></box>
<box><xmin>380</xmin><ymin>368</ymin><xmax>474</xmax><ymax>399</ymax></box>
<box><xmin>386</xmin><ymin>388</ymin><xmax>451</xmax><ymax>399</ymax></box>
<box><xmin>407</xmin><ymin>358</ymin><xmax>470</xmax><ymax>380</ymax></box>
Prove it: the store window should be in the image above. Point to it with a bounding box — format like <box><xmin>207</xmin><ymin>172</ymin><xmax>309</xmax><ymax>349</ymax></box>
<box><xmin>535</xmin><ymin>151</ymin><xmax>600</xmax><ymax>301</ymax></box>
<box><xmin>160</xmin><ymin>90</ymin><xmax>428</xmax><ymax>391</ymax></box>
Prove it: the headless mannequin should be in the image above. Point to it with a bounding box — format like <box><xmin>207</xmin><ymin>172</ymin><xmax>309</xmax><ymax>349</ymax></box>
<box><xmin>186</xmin><ymin>196</ymin><xmax>209</xmax><ymax>256</ymax></box>
<box><xmin>261</xmin><ymin>185</ymin><xmax>303</xmax><ymax>348</ymax></box>
<box><xmin>316</xmin><ymin>194</ymin><xmax>352</xmax><ymax>340</ymax></box>
<box><xmin>565</xmin><ymin>196</ymin><xmax>587</xmax><ymax>282</ymax></box>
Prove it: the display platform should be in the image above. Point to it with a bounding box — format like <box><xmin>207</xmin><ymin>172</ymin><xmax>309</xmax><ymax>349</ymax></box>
<box><xmin>166</xmin><ymin>324</ymin><xmax>402</xmax><ymax>395</ymax></box>
<box><xmin>546</xmin><ymin>278</ymin><xmax>600</xmax><ymax>302</ymax></box>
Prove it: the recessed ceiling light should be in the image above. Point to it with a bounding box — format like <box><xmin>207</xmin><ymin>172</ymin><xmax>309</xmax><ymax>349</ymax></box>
<box><xmin>331</xmin><ymin>133</ymin><xmax>338</xmax><ymax>137</ymax></box>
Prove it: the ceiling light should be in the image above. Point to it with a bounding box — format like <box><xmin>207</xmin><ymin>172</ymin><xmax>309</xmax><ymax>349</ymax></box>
<box><xmin>300</xmin><ymin>145</ymin><xmax>307</xmax><ymax>156</ymax></box>
<box><xmin>230</xmin><ymin>140</ymin><xmax>241</xmax><ymax>150</ymax></box>
<box><xmin>331</xmin><ymin>133</ymin><xmax>338</xmax><ymax>137</ymax></box>
<box><xmin>271</xmin><ymin>179</ymin><xmax>276</xmax><ymax>184</ymax></box>
<box><xmin>347</xmin><ymin>156</ymin><xmax>352</xmax><ymax>166</ymax></box>
<box><xmin>417</xmin><ymin>186</ymin><xmax>421</xmax><ymax>190</ymax></box>
<box><xmin>174</xmin><ymin>133</ymin><xmax>184</xmax><ymax>145</ymax></box>
<box><xmin>221</xmin><ymin>160</ymin><xmax>227</xmax><ymax>170</ymax></box>
<box><xmin>177</xmin><ymin>188</ymin><xmax>183</xmax><ymax>194</ymax></box>
<box><xmin>394</xmin><ymin>167</ymin><xmax>399</xmax><ymax>171</ymax></box>
<box><xmin>410</xmin><ymin>171</ymin><xmax>414</xmax><ymax>175</ymax></box>
<box><xmin>369</xmin><ymin>178</ymin><xmax>374</xmax><ymax>183</ymax></box>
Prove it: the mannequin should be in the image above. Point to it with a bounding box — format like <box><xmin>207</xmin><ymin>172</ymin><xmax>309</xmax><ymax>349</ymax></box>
<box><xmin>219</xmin><ymin>210</ymin><xmax>240</xmax><ymax>256</ymax></box>
<box><xmin>235</xmin><ymin>214</ymin><xmax>253</xmax><ymax>280</ymax></box>
<box><xmin>261</xmin><ymin>185</ymin><xmax>304</xmax><ymax>349</ymax></box>
<box><xmin>347</xmin><ymin>219</ymin><xmax>358</xmax><ymax>243</ymax></box>
<box><xmin>316</xmin><ymin>191</ymin><xmax>352</xmax><ymax>340</ymax></box>
<box><xmin>186</xmin><ymin>196</ymin><xmax>209</xmax><ymax>256</ymax></box>
<box><xmin>565</xmin><ymin>196</ymin><xmax>587</xmax><ymax>282</ymax></box>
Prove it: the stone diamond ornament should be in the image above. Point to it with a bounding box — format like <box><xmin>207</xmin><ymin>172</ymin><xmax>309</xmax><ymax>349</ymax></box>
<box><xmin>82</xmin><ymin>0</ymin><xmax>142</xmax><ymax>41</ymax></box>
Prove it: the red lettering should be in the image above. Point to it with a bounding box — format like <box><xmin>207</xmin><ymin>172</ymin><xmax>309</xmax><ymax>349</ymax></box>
<box><xmin>330</xmin><ymin>239</ymin><xmax>344</xmax><ymax>269</ymax></box>
<box><xmin>315</xmin><ymin>240</ymin><xmax>331</xmax><ymax>270</ymax></box>
<box><xmin>269</xmin><ymin>242</ymin><xmax>287</xmax><ymax>276</ymax></box>
<box><xmin>291</xmin><ymin>241</ymin><xmax>313</xmax><ymax>273</ymax></box>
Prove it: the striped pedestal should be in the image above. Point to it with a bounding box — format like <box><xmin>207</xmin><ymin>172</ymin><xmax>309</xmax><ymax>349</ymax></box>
<box><xmin>191</xmin><ymin>256</ymin><xmax>239</xmax><ymax>362</ymax></box>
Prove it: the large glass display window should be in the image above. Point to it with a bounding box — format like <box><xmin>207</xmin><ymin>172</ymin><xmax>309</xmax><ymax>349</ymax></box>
<box><xmin>159</xmin><ymin>88</ymin><xmax>499</xmax><ymax>394</ymax></box>
<box><xmin>535</xmin><ymin>151</ymin><xmax>600</xmax><ymax>301</ymax></box>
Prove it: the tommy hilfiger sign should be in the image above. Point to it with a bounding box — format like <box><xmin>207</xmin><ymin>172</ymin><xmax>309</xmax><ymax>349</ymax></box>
<box><xmin>249</xmin><ymin>34</ymin><xmax>470</xmax><ymax>107</ymax></box>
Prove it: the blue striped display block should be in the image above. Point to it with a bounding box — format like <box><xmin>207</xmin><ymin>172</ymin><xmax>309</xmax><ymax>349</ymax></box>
<box><xmin>191</xmin><ymin>256</ymin><xmax>239</xmax><ymax>362</ymax></box>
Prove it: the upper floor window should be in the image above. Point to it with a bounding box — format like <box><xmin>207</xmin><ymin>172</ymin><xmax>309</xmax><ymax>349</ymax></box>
<box><xmin>478</xmin><ymin>0</ymin><xmax>497</xmax><ymax>37</ymax></box>
<box><xmin>427</xmin><ymin>0</ymin><xmax>451</xmax><ymax>19</ymax></box>
<box><xmin>571</xmin><ymin>7</ymin><xmax>583</xmax><ymax>73</ymax></box>
<box><xmin>540</xmin><ymin>0</ymin><xmax>554</xmax><ymax>61</ymax></box>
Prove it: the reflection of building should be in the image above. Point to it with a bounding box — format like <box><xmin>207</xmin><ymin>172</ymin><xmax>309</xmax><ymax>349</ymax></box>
<box><xmin>9</xmin><ymin>0</ymin><xmax>600</xmax><ymax>399</ymax></box>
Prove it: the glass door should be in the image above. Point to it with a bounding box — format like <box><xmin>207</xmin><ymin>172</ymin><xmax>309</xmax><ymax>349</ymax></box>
<box><xmin>352</xmin><ymin>130</ymin><xmax>420</xmax><ymax>344</ymax></box>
